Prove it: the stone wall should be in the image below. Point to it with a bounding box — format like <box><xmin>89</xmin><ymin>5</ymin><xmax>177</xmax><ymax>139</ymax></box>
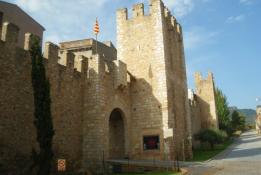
<box><xmin>0</xmin><ymin>22</ymin><xmax>37</xmax><ymax>168</ymax></box>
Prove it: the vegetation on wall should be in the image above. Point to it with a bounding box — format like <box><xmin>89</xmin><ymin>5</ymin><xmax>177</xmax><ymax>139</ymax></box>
<box><xmin>30</xmin><ymin>36</ymin><xmax>54</xmax><ymax>175</ymax></box>
<box><xmin>195</xmin><ymin>128</ymin><xmax>227</xmax><ymax>149</ymax></box>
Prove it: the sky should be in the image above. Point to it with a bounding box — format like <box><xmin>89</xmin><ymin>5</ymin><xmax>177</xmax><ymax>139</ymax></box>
<box><xmin>3</xmin><ymin>0</ymin><xmax>261</xmax><ymax>109</ymax></box>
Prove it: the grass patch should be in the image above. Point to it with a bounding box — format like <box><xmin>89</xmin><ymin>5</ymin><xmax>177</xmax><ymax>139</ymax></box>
<box><xmin>192</xmin><ymin>139</ymin><xmax>233</xmax><ymax>162</ymax></box>
<box><xmin>113</xmin><ymin>172</ymin><xmax>181</xmax><ymax>175</ymax></box>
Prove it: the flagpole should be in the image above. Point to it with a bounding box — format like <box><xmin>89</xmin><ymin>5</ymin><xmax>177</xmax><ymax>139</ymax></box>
<box><xmin>96</xmin><ymin>33</ymin><xmax>98</xmax><ymax>54</ymax></box>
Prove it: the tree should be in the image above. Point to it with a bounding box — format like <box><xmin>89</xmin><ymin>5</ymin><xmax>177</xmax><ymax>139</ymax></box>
<box><xmin>231</xmin><ymin>111</ymin><xmax>246</xmax><ymax>131</ymax></box>
<box><xmin>215</xmin><ymin>88</ymin><xmax>230</xmax><ymax>131</ymax></box>
<box><xmin>30</xmin><ymin>36</ymin><xmax>54</xmax><ymax>175</ymax></box>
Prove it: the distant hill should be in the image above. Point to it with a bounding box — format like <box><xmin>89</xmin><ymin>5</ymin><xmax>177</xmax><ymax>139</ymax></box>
<box><xmin>229</xmin><ymin>107</ymin><xmax>256</xmax><ymax>125</ymax></box>
<box><xmin>238</xmin><ymin>109</ymin><xmax>256</xmax><ymax>125</ymax></box>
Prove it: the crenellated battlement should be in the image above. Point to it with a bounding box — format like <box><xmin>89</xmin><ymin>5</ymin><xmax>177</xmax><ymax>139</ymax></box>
<box><xmin>0</xmin><ymin>22</ymin><xmax>37</xmax><ymax>51</ymax></box>
<box><xmin>132</xmin><ymin>3</ymin><xmax>144</xmax><ymax>18</ymax></box>
<box><xmin>195</xmin><ymin>72</ymin><xmax>214</xmax><ymax>85</ymax></box>
<box><xmin>116</xmin><ymin>0</ymin><xmax>182</xmax><ymax>37</ymax></box>
<box><xmin>117</xmin><ymin>0</ymin><xmax>165</xmax><ymax>21</ymax></box>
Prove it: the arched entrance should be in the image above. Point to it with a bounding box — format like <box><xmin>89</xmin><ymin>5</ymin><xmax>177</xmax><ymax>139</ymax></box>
<box><xmin>109</xmin><ymin>108</ymin><xmax>125</xmax><ymax>159</ymax></box>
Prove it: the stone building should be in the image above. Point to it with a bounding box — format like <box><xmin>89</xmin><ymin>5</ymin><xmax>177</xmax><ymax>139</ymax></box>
<box><xmin>0</xmin><ymin>0</ymin><xmax>193</xmax><ymax>173</ymax></box>
<box><xmin>0</xmin><ymin>1</ymin><xmax>45</xmax><ymax>47</ymax></box>
<box><xmin>256</xmin><ymin>106</ymin><xmax>261</xmax><ymax>134</ymax></box>
<box><xmin>188</xmin><ymin>72</ymin><xmax>219</xmax><ymax>146</ymax></box>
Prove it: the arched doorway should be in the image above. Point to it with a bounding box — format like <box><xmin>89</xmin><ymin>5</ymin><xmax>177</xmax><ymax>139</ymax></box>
<box><xmin>109</xmin><ymin>108</ymin><xmax>125</xmax><ymax>159</ymax></box>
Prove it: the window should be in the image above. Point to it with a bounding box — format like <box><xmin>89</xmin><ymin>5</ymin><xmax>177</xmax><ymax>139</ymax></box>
<box><xmin>143</xmin><ymin>135</ymin><xmax>160</xmax><ymax>150</ymax></box>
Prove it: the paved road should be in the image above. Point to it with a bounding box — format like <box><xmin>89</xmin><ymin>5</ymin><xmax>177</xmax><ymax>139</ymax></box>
<box><xmin>187</xmin><ymin>130</ymin><xmax>261</xmax><ymax>175</ymax></box>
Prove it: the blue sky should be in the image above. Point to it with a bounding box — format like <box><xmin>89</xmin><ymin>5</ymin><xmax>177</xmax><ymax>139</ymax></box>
<box><xmin>4</xmin><ymin>0</ymin><xmax>261</xmax><ymax>109</ymax></box>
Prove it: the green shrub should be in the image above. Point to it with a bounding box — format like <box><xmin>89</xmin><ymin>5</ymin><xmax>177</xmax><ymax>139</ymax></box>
<box><xmin>195</xmin><ymin>128</ymin><xmax>227</xmax><ymax>149</ymax></box>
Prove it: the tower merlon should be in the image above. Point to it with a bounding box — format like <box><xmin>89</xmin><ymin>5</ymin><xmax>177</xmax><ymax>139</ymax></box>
<box><xmin>194</xmin><ymin>72</ymin><xmax>202</xmax><ymax>83</ymax></box>
<box><xmin>117</xmin><ymin>0</ymin><xmax>165</xmax><ymax>21</ymax></box>
<box><xmin>171</xmin><ymin>16</ymin><xmax>177</xmax><ymax>27</ymax></box>
<box><xmin>132</xmin><ymin>3</ymin><xmax>144</xmax><ymax>18</ymax></box>
<box><xmin>65</xmin><ymin>51</ymin><xmax>75</xmax><ymax>69</ymax></box>
<box><xmin>116</xmin><ymin>8</ymin><xmax>128</xmax><ymax>21</ymax></box>
<box><xmin>23</xmin><ymin>33</ymin><xmax>40</xmax><ymax>51</ymax></box>
<box><xmin>149</xmin><ymin>0</ymin><xmax>164</xmax><ymax>14</ymax></box>
<box><xmin>164</xmin><ymin>7</ymin><xmax>170</xmax><ymax>17</ymax></box>
<box><xmin>207</xmin><ymin>71</ymin><xmax>214</xmax><ymax>80</ymax></box>
<box><xmin>177</xmin><ymin>23</ymin><xmax>183</xmax><ymax>35</ymax></box>
<box><xmin>80</xmin><ymin>56</ymin><xmax>88</xmax><ymax>74</ymax></box>
<box><xmin>1</xmin><ymin>22</ymin><xmax>19</xmax><ymax>44</ymax></box>
<box><xmin>113</xmin><ymin>60</ymin><xmax>127</xmax><ymax>89</ymax></box>
<box><xmin>43</xmin><ymin>41</ymin><xmax>59</xmax><ymax>62</ymax></box>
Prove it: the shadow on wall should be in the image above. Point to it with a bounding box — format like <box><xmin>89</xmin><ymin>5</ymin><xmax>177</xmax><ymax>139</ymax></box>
<box><xmin>197</xmin><ymin>96</ymin><xmax>213</xmax><ymax>129</ymax></box>
<box><xmin>0</xmin><ymin>23</ymin><xmax>37</xmax><ymax>173</ymax></box>
<box><xmin>128</xmin><ymin>77</ymin><xmax>165</xmax><ymax>160</ymax></box>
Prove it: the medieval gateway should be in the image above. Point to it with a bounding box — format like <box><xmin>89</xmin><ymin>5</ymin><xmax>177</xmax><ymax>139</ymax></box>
<box><xmin>0</xmin><ymin>0</ymin><xmax>219</xmax><ymax>173</ymax></box>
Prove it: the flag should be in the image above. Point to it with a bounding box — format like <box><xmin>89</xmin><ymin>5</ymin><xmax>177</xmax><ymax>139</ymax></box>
<box><xmin>94</xmin><ymin>18</ymin><xmax>99</xmax><ymax>35</ymax></box>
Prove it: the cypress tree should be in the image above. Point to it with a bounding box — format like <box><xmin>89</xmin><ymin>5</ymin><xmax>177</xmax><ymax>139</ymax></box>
<box><xmin>30</xmin><ymin>36</ymin><xmax>54</xmax><ymax>175</ymax></box>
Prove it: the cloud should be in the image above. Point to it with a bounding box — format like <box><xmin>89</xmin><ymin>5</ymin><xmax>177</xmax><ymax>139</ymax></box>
<box><xmin>13</xmin><ymin>0</ymin><xmax>112</xmax><ymax>44</ymax></box>
<box><xmin>163</xmin><ymin>0</ymin><xmax>194</xmax><ymax>17</ymax></box>
<box><xmin>226</xmin><ymin>14</ymin><xmax>246</xmax><ymax>23</ymax></box>
<box><xmin>240</xmin><ymin>0</ymin><xmax>255</xmax><ymax>5</ymax></box>
<box><xmin>15</xmin><ymin>0</ymin><xmax>108</xmax><ymax>12</ymax></box>
<box><xmin>183</xmin><ymin>27</ymin><xmax>219</xmax><ymax>50</ymax></box>
<box><xmin>45</xmin><ymin>34</ymin><xmax>61</xmax><ymax>45</ymax></box>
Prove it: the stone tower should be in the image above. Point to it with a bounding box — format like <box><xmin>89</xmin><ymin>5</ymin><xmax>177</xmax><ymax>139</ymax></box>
<box><xmin>194</xmin><ymin>72</ymin><xmax>219</xmax><ymax>129</ymax></box>
<box><xmin>117</xmin><ymin>0</ymin><xmax>192</xmax><ymax>160</ymax></box>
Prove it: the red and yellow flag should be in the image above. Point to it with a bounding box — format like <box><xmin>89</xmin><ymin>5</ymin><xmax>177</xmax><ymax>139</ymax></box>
<box><xmin>94</xmin><ymin>18</ymin><xmax>99</xmax><ymax>35</ymax></box>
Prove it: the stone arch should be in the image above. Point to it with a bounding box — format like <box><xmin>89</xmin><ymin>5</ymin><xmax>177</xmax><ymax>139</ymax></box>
<box><xmin>108</xmin><ymin>108</ymin><xmax>125</xmax><ymax>159</ymax></box>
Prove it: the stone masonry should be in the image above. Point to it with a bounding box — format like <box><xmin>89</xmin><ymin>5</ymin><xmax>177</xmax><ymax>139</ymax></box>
<box><xmin>0</xmin><ymin>0</ymin><xmax>195</xmax><ymax>173</ymax></box>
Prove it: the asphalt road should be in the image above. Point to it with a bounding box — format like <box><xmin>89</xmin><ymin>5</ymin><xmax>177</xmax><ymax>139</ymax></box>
<box><xmin>187</xmin><ymin>130</ymin><xmax>261</xmax><ymax>175</ymax></box>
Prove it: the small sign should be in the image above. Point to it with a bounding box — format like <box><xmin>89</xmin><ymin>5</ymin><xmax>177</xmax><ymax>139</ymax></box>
<box><xmin>57</xmin><ymin>159</ymin><xmax>66</xmax><ymax>172</ymax></box>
